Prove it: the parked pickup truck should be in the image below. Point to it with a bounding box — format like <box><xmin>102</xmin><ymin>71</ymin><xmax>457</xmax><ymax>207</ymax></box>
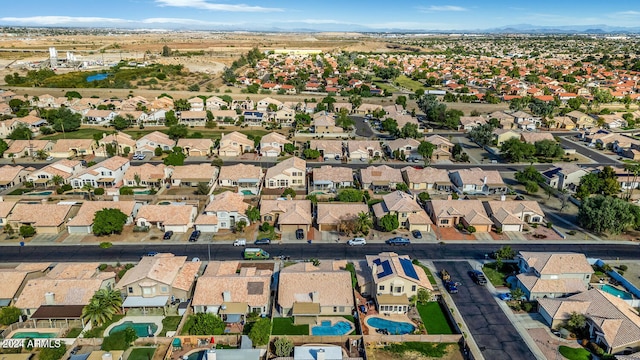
<box><xmin>440</xmin><ymin>269</ymin><xmax>451</xmax><ymax>282</ymax></box>
<box><xmin>469</xmin><ymin>270</ymin><xmax>487</xmax><ymax>285</ymax></box>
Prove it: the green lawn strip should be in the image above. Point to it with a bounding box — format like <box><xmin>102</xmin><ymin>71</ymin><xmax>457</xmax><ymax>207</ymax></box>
<box><xmin>372</xmin><ymin>81</ymin><xmax>397</xmax><ymax>94</ymax></box>
<box><xmin>40</xmin><ymin>128</ymin><xmax>106</xmax><ymax>140</ymax></box>
<box><xmin>482</xmin><ymin>262</ymin><xmax>509</xmax><ymax>287</ymax></box>
<box><xmin>345</xmin><ymin>263</ymin><xmax>358</xmax><ymax>288</ymax></box>
<box><xmin>558</xmin><ymin>346</ymin><xmax>592</xmax><ymax>360</ymax></box>
<box><xmin>383</xmin><ymin>342</ymin><xmax>449</xmax><ymax>358</ymax></box>
<box><xmin>128</xmin><ymin>348</ymin><xmax>156</xmax><ymax>360</ymax></box>
<box><xmin>7</xmin><ymin>188</ymin><xmax>32</xmax><ymax>195</ymax></box>
<box><xmin>159</xmin><ymin>316</ymin><xmax>182</xmax><ymax>337</ymax></box>
<box><xmin>394</xmin><ymin>75</ymin><xmax>425</xmax><ymax>92</ymax></box>
<box><xmin>417</xmin><ymin>302</ymin><xmax>454</xmax><ymax>335</ymax></box>
<box><xmin>65</xmin><ymin>328</ymin><xmax>82</xmax><ymax>338</ymax></box>
<box><xmin>271</xmin><ymin>317</ymin><xmax>308</xmax><ymax>335</ymax></box>
<box><xmin>83</xmin><ymin>315</ymin><xmax>125</xmax><ymax>338</ymax></box>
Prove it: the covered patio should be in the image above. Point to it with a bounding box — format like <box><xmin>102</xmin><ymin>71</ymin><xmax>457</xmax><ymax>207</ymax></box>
<box><xmin>375</xmin><ymin>294</ymin><xmax>409</xmax><ymax>315</ymax></box>
<box><xmin>122</xmin><ymin>296</ymin><xmax>169</xmax><ymax>315</ymax></box>
<box><xmin>30</xmin><ymin>305</ymin><xmax>85</xmax><ymax>329</ymax></box>
<box><xmin>219</xmin><ymin>302</ymin><xmax>247</xmax><ymax>334</ymax></box>
<box><xmin>292</xmin><ymin>302</ymin><xmax>321</xmax><ymax>325</ymax></box>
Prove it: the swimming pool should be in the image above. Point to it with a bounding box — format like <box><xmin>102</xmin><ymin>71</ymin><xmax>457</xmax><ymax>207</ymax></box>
<box><xmin>109</xmin><ymin>321</ymin><xmax>158</xmax><ymax>337</ymax></box>
<box><xmin>366</xmin><ymin>317</ymin><xmax>415</xmax><ymax>335</ymax></box>
<box><xmin>11</xmin><ymin>331</ymin><xmax>57</xmax><ymax>339</ymax></box>
<box><xmin>26</xmin><ymin>191</ymin><xmax>53</xmax><ymax>196</ymax></box>
<box><xmin>86</xmin><ymin>73</ymin><xmax>109</xmax><ymax>82</ymax></box>
<box><xmin>134</xmin><ymin>189</ymin><xmax>152</xmax><ymax>195</ymax></box>
<box><xmin>311</xmin><ymin>320</ymin><xmax>352</xmax><ymax>336</ymax></box>
<box><xmin>600</xmin><ymin>284</ymin><xmax>633</xmax><ymax>300</ymax></box>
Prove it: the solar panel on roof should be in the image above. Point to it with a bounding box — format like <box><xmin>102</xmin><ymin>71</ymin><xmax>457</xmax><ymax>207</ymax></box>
<box><xmin>399</xmin><ymin>258</ymin><xmax>419</xmax><ymax>280</ymax></box>
<box><xmin>373</xmin><ymin>258</ymin><xmax>381</xmax><ymax>266</ymax></box>
<box><xmin>377</xmin><ymin>260</ymin><xmax>393</xmax><ymax>278</ymax></box>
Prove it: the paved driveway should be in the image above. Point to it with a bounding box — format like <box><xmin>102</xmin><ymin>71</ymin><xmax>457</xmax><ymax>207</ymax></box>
<box><xmin>433</xmin><ymin>261</ymin><xmax>537</xmax><ymax>360</ymax></box>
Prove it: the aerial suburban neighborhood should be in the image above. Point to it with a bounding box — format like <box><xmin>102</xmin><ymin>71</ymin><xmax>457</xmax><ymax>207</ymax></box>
<box><xmin>2</xmin><ymin>11</ymin><xmax>640</xmax><ymax>360</ymax></box>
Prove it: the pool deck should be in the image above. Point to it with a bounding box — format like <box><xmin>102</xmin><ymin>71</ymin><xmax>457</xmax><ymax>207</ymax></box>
<box><xmin>364</xmin><ymin>314</ymin><xmax>414</xmax><ymax>333</ymax></box>
<box><xmin>311</xmin><ymin>317</ymin><xmax>355</xmax><ymax>335</ymax></box>
<box><xmin>103</xmin><ymin>316</ymin><xmax>164</xmax><ymax>337</ymax></box>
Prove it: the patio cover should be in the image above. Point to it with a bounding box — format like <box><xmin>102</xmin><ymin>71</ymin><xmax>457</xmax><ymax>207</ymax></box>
<box><xmin>122</xmin><ymin>296</ymin><xmax>169</xmax><ymax>308</ymax></box>
<box><xmin>219</xmin><ymin>302</ymin><xmax>247</xmax><ymax>315</ymax></box>
<box><xmin>31</xmin><ymin>305</ymin><xmax>84</xmax><ymax>319</ymax></box>
<box><xmin>292</xmin><ymin>302</ymin><xmax>320</xmax><ymax>315</ymax></box>
<box><xmin>376</xmin><ymin>293</ymin><xmax>409</xmax><ymax>305</ymax></box>
<box><xmin>225</xmin><ymin>314</ymin><xmax>242</xmax><ymax>323</ymax></box>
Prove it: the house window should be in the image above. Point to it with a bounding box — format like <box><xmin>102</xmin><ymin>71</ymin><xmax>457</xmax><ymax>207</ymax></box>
<box><xmin>221</xmin><ymin>222</ymin><xmax>227</xmax><ymax>228</ymax></box>
<box><xmin>128</xmin><ymin>287</ymin><xmax>133</xmax><ymax>294</ymax></box>
<box><xmin>411</xmin><ymin>285</ymin><xmax>416</xmax><ymax>292</ymax></box>
<box><xmin>161</xmin><ymin>286</ymin><xmax>168</xmax><ymax>293</ymax></box>
<box><xmin>395</xmin><ymin>287</ymin><xmax>402</xmax><ymax>293</ymax></box>
<box><xmin>440</xmin><ymin>219</ymin><xmax>449</xmax><ymax>225</ymax></box>
<box><xmin>339</xmin><ymin>306</ymin><xmax>345</xmax><ymax>313</ymax></box>
<box><xmin>378</xmin><ymin>285</ymin><xmax>385</xmax><ymax>291</ymax></box>
<box><xmin>333</xmin><ymin>306</ymin><xmax>337</xmax><ymax>313</ymax></box>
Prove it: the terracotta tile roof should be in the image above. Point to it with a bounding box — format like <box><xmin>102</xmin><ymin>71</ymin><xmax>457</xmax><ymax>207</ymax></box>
<box><xmin>316</xmin><ymin>203</ymin><xmax>368</xmax><ymax>226</ymax></box>
<box><xmin>517</xmin><ymin>272</ymin><xmax>587</xmax><ymax>294</ymax></box>
<box><xmin>429</xmin><ymin>199</ymin><xmax>493</xmax><ymax>226</ymax></box>
<box><xmin>204</xmin><ymin>191</ymin><xmax>249</xmax><ymax>213</ymax></box>
<box><xmin>15</xmin><ymin>278</ymin><xmax>108</xmax><ymax>309</ymax></box>
<box><xmin>265</xmin><ymin>156</ymin><xmax>306</xmax><ymax>180</ymax></box>
<box><xmin>194</xmin><ymin>213</ymin><xmax>218</xmax><ymax>225</ymax></box>
<box><xmin>218</xmin><ymin>164</ymin><xmax>262</xmax><ymax>182</ymax></box>
<box><xmin>260</xmin><ymin>132</ymin><xmax>290</xmax><ymax>145</ymax></box>
<box><xmin>278</xmin><ymin>260</ymin><xmax>353</xmax><ymax>309</ymax></box>
<box><xmin>93</xmin><ymin>156</ymin><xmax>130</xmax><ymax>171</ymax></box>
<box><xmin>177</xmin><ymin>138</ymin><xmax>214</xmax><ymax>151</ymax></box>
<box><xmin>348</xmin><ymin>140</ymin><xmax>382</xmax><ymax>154</ymax></box>
<box><xmin>192</xmin><ymin>261</ymin><xmax>272</xmax><ymax>307</ymax></box>
<box><xmin>99</xmin><ymin>132</ymin><xmax>136</xmax><ymax>147</ymax></box>
<box><xmin>8</xmin><ymin>203</ymin><xmax>73</xmax><ymax>227</ymax></box>
<box><xmin>381</xmin><ymin>191</ymin><xmax>422</xmax><ymax>212</ymax></box>
<box><xmin>171</xmin><ymin>164</ymin><xmax>218</xmax><ymax>182</ymax></box>
<box><xmin>361</xmin><ymin>165</ymin><xmax>403</xmax><ymax>184</ymax></box>
<box><xmin>6</xmin><ymin>140</ymin><xmax>51</xmax><ymax>155</ymax></box>
<box><xmin>117</xmin><ymin>253</ymin><xmax>188</xmax><ymax>288</ymax></box>
<box><xmin>485</xmin><ymin>201</ymin><xmax>544</xmax><ymax>224</ymax></box>
<box><xmin>386</xmin><ymin>138</ymin><xmax>421</xmax><ymax>151</ymax></box>
<box><xmin>401</xmin><ymin>166</ymin><xmax>450</xmax><ymax>185</ymax></box>
<box><xmin>67</xmin><ymin>201</ymin><xmax>137</xmax><ymax>227</ymax></box>
<box><xmin>123</xmin><ymin>163</ymin><xmax>167</xmax><ymax>183</ymax></box>
<box><xmin>519</xmin><ymin>252</ymin><xmax>593</xmax><ymax>275</ymax></box>
<box><xmin>171</xmin><ymin>261</ymin><xmax>201</xmax><ymax>291</ymax></box>
<box><xmin>0</xmin><ymin>165</ymin><xmax>26</xmax><ymax>184</ymax></box>
<box><xmin>520</xmin><ymin>132</ymin><xmax>556</xmax><ymax>144</ymax></box>
<box><xmin>260</xmin><ymin>200</ymin><xmax>312</xmax><ymax>225</ymax></box>
<box><xmin>0</xmin><ymin>201</ymin><xmax>16</xmax><ymax>218</ymax></box>
<box><xmin>309</xmin><ymin>140</ymin><xmax>343</xmax><ymax>155</ymax></box>
<box><xmin>365</xmin><ymin>252</ymin><xmax>433</xmax><ymax>291</ymax></box>
<box><xmin>136</xmin><ymin>205</ymin><xmax>195</xmax><ymax>226</ymax></box>
<box><xmin>312</xmin><ymin>166</ymin><xmax>353</xmax><ymax>183</ymax></box>
<box><xmin>424</xmin><ymin>135</ymin><xmax>454</xmax><ymax>147</ymax></box>
<box><xmin>0</xmin><ymin>270</ymin><xmax>31</xmax><ymax>300</ymax></box>
<box><xmin>451</xmin><ymin>168</ymin><xmax>505</xmax><ymax>186</ymax></box>
<box><xmin>140</xmin><ymin>131</ymin><xmax>173</xmax><ymax>146</ymax></box>
<box><xmin>50</xmin><ymin>139</ymin><xmax>94</xmax><ymax>153</ymax></box>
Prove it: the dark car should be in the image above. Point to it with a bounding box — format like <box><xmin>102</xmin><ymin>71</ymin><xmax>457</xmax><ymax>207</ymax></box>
<box><xmin>359</xmin><ymin>305</ymin><xmax>367</xmax><ymax>314</ymax></box>
<box><xmin>444</xmin><ymin>280</ymin><xmax>458</xmax><ymax>294</ymax></box>
<box><xmin>143</xmin><ymin>251</ymin><xmax>158</xmax><ymax>257</ymax></box>
<box><xmin>163</xmin><ymin>231</ymin><xmax>174</xmax><ymax>240</ymax></box>
<box><xmin>468</xmin><ymin>270</ymin><xmax>487</xmax><ymax>285</ymax></box>
<box><xmin>412</xmin><ymin>230</ymin><xmax>422</xmax><ymax>239</ymax></box>
<box><xmin>255</xmin><ymin>238</ymin><xmax>271</xmax><ymax>245</ymax></box>
<box><xmin>188</xmin><ymin>230</ymin><xmax>201</xmax><ymax>242</ymax></box>
<box><xmin>295</xmin><ymin>229</ymin><xmax>304</xmax><ymax>240</ymax></box>
<box><xmin>385</xmin><ymin>237</ymin><xmax>410</xmax><ymax>246</ymax></box>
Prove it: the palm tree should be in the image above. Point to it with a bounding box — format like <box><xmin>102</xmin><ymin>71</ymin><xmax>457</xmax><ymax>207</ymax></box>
<box><xmin>82</xmin><ymin>183</ymin><xmax>95</xmax><ymax>200</ymax></box>
<box><xmin>356</xmin><ymin>212</ymin><xmax>373</xmax><ymax>234</ymax></box>
<box><xmin>94</xmin><ymin>288</ymin><xmax>123</xmax><ymax>314</ymax></box>
<box><xmin>35</xmin><ymin>149</ymin><xmax>48</xmax><ymax>160</ymax></box>
<box><xmin>51</xmin><ymin>175</ymin><xmax>64</xmax><ymax>188</ymax></box>
<box><xmin>82</xmin><ymin>298</ymin><xmax>115</xmax><ymax>326</ymax></box>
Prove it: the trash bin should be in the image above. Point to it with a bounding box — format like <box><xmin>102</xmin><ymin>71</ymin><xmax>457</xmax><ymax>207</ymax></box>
<box><xmin>307</xmin><ymin>240</ymin><xmax>312</xmax><ymax>244</ymax></box>
<box><xmin>19</xmin><ymin>241</ymin><xmax>24</xmax><ymax>246</ymax></box>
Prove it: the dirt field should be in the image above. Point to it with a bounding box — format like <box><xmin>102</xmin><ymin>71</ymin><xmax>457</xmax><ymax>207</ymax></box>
<box><xmin>366</xmin><ymin>343</ymin><xmax>463</xmax><ymax>360</ymax></box>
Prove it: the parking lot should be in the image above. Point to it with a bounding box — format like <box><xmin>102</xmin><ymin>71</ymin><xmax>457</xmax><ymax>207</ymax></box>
<box><xmin>433</xmin><ymin>261</ymin><xmax>536</xmax><ymax>360</ymax></box>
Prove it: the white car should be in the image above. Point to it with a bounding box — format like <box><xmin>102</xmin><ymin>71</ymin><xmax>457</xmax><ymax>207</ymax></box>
<box><xmin>347</xmin><ymin>238</ymin><xmax>367</xmax><ymax>246</ymax></box>
<box><xmin>233</xmin><ymin>238</ymin><xmax>247</xmax><ymax>246</ymax></box>
<box><xmin>45</xmin><ymin>156</ymin><xmax>54</xmax><ymax>161</ymax></box>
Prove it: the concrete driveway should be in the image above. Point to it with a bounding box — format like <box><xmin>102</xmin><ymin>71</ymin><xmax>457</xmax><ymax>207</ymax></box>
<box><xmin>433</xmin><ymin>261</ymin><xmax>537</xmax><ymax>360</ymax></box>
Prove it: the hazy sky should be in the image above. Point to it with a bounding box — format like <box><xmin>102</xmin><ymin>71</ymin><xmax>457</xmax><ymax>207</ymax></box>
<box><xmin>1</xmin><ymin>0</ymin><xmax>640</xmax><ymax>30</ymax></box>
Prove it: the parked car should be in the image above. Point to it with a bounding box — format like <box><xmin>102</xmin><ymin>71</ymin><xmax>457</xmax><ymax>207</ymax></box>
<box><xmin>412</xmin><ymin>230</ymin><xmax>422</xmax><ymax>239</ymax></box>
<box><xmin>347</xmin><ymin>237</ymin><xmax>367</xmax><ymax>246</ymax></box>
<box><xmin>498</xmin><ymin>293</ymin><xmax>512</xmax><ymax>301</ymax></box>
<box><xmin>233</xmin><ymin>238</ymin><xmax>247</xmax><ymax>246</ymax></box>
<box><xmin>45</xmin><ymin>156</ymin><xmax>54</xmax><ymax>161</ymax></box>
<box><xmin>385</xmin><ymin>237</ymin><xmax>410</xmax><ymax>246</ymax></box>
<box><xmin>444</xmin><ymin>281</ymin><xmax>458</xmax><ymax>294</ymax></box>
<box><xmin>70</xmin><ymin>347</ymin><xmax>80</xmax><ymax>356</ymax></box>
<box><xmin>188</xmin><ymin>230</ymin><xmax>201</xmax><ymax>242</ymax></box>
<box><xmin>144</xmin><ymin>251</ymin><xmax>158</xmax><ymax>257</ymax></box>
<box><xmin>468</xmin><ymin>270</ymin><xmax>487</xmax><ymax>285</ymax></box>
<box><xmin>255</xmin><ymin>238</ymin><xmax>271</xmax><ymax>245</ymax></box>
<box><xmin>163</xmin><ymin>231</ymin><xmax>173</xmax><ymax>240</ymax></box>
<box><xmin>295</xmin><ymin>229</ymin><xmax>304</xmax><ymax>240</ymax></box>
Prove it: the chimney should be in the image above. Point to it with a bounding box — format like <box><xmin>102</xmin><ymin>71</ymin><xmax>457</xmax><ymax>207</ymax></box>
<box><xmin>316</xmin><ymin>349</ymin><xmax>325</xmax><ymax>360</ymax></box>
<box><xmin>101</xmin><ymin>353</ymin><xmax>113</xmax><ymax>360</ymax></box>
<box><xmin>483</xmin><ymin>176</ymin><xmax>488</xmax><ymax>186</ymax></box>
<box><xmin>223</xmin><ymin>291</ymin><xmax>231</xmax><ymax>302</ymax></box>
<box><xmin>311</xmin><ymin>291</ymin><xmax>319</xmax><ymax>303</ymax></box>
<box><xmin>205</xmin><ymin>350</ymin><xmax>216</xmax><ymax>360</ymax></box>
<box><xmin>44</xmin><ymin>292</ymin><xmax>55</xmax><ymax>305</ymax></box>
<box><xmin>501</xmin><ymin>194</ymin><xmax>506</xmax><ymax>202</ymax></box>
<box><xmin>209</xmin><ymin>194</ymin><xmax>215</xmax><ymax>203</ymax></box>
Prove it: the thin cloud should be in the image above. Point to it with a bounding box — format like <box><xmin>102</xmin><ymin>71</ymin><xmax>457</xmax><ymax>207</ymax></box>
<box><xmin>155</xmin><ymin>0</ymin><xmax>283</xmax><ymax>12</ymax></box>
<box><xmin>0</xmin><ymin>16</ymin><xmax>130</xmax><ymax>25</ymax></box>
<box><xmin>419</xmin><ymin>5</ymin><xmax>468</xmax><ymax>12</ymax></box>
<box><xmin>614</xmin><ymin>10</ymin><xmax>640</xmax><ymax>16</ymax></box>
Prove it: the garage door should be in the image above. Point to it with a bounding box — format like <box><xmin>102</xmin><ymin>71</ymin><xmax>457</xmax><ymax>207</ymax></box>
<box><xmin>502</xmin><ymin>224</ymin><xmax>521</xmax><ymax>232</ymax></box>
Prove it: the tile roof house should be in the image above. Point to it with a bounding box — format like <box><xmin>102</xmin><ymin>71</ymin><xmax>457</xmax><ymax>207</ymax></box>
<box><xmin>218</xmin><ymin>132</ymin><xmax>254</xmax><ymax>157</ymax></box>
<box><xmin>177</xmin><ymin>138</ymin><xmax>214</xmax><ymax>157</ymax></box>
<box><xmin>424</xmin><ymin>135</ymin><xmax>454</xmax><ymax>162</ymax></box>
<box><xmin>84</xmin><ymin>109</ymin><xmax>117</xmax><ymax>125</ymax></box>
<box><xmin>459</xmin><ymin>116</ymin><xmax>487</xmax><ymax>131</ymax></box>
<box><xmin>278</xmin><ymin>261</ymin><xmax>354</xmax><ymax>323</ymax></box>
<box><xmin>538</xmin><ymin>289</ymin><xmax>640</xmax><ymax>354</ymax></box>
<box><xmin>449</xmin><ymin>168</ymin><xmax>507</xmax><ymax>195</ymax></box>
<box><xmin>360</xmin><ymin>165</ymin><xmax>403</xmax><ymax>191</ymax></box>
<box><xmin>135</xmin><ymin>204</ymin><xmax>197</xmax><ymax>233</ymax></box>
<box><xmin>372</xmin><ymin>191</ymin><xmax>432</xmax><ymax>232</ymax></box>
<box><xmin>520</xmin><ymin>132</ymin><xmax>556</xmax><ymax>144</ymax></box>
<box><xmin>8</xmin><ymin>203</ymin><xmax>74</xmax><ymax>234</ymax></box>
<box><xmin>4</xmin><ymin>140</ymin><xmax>53</xmax><ymax>159</ymax></box>
<box><xmin>566</xmin><ymin>110</ymin><xmax>596</xmax><ymax>129</ymax></box>
<box><xmin>116</xmin><ymin>253</ymin><xmax>201</xmax><ymax>310</ymax></box>
<box><xmin>355</xmin><ymin>252</ymin><xmax>433</xmax><ymax>314</ymax></box>
<box><xmin>49</xmin><ymin>139</ymin><xmax>97</xmax><ymax>158</ymax></box>
<box><xmin>259</xmin><ymin>132</ymin><xmax>291</xmax><ymax>157</ymax></box>
<box><xmin>309</xmin><ymin>140</ymin><xmax>344</xmax><ymax>159</ymax></box>
<box><xmin>316</xmin><ymin>203</ymin><xmax>369</xmax><ymax>232</ymax></box>
<box><xmin>171</xmin><ymin>164</ymin><xmax>218</xmax><ymax>187</ymax></box>
<box><xmin>0</xmin><ymin>165</ymin><xmax>31</xmax><ymax>189</ymax></box>
<box><xmin>311</xmin><ymin>166</ymin><xmax>353</xmax><ymax>191</ymax></box>
<box><xmin>492</xmin><ymin>129</ymin><xmax>522</xmax><ymax>146</ymax></box>
<box><xmin>69</xmin><ymin>156</ymin><xmax>130</xmax><ymax>189</ymax></box>
<box><xmin>264</xmin><ymin>156</ymin><xmax>306</xmax><ymax>189</ymax></box>
<box><xmin>15</xmin><ymin>262</ymin><xmax>116</xmax><ymax>317</ymax></box>
<box><xmin>218</xmin><ymin>164</ymin><xmax>263</xmax><ymax>195</ymax></box>
<box><xmin>97</xmin><ymin>132</ymin><xmax>137</xmax><ymax>157</ymax></box>
<box><xmin>515</xmin><ymin>252</ymin><xmax>593</xmax><ymax>300</ymax></box>
<box><xmin>312</xmin><ymin>112</ymin><xmax>343</xmax><ymax>134</ymax></box>
<box><xmin>0</xmin><ymin>263</ymin><xmax>49</xmax><ymax>307</ymax></box>
<box><xmin>385</xmin><ymin>138</ymin><xmax>421</xmax><ymax>158</ymax></box>
<box><xmin>426</xmin><ymin>199</ymin><xmax>494</xmax><ymax>232</ymax></box>
<box><xmin>0</xmin><ymin>200</ymin><xmax>16</xmax><ymax>228</ymax></box>
<box><xmin>135</xmin><ymin>131</ymin><xmax>174</xmax><ymax>155</ymax></box>
<box><xmin>123</xmin><ymin>163</ymin><xmax>171</xmax><ymax>188</ymax></box>
<box><xmin>260</xmin><ymin>199</ymin><xmax>312</xmax><ymax>236</ymax></box>
<box><xmin>192</xmin><ymin>261</ymin><xmax>272</xmax><ymax>318</ymax></box>
<box><xmin>541</xmin><ymin>163</ymin><xmax>590</xmax><ymax>191</ymax></box>
<box><xmin>484</xmin><ymin>200</ymin><xmax>545</xmax><ymax>232</ymax></box>
<box><xmin>347</xmin><ymin>140</ymin><xmax>382</xmax><ymax>160</ymax></box>
<box><xmin>197</xmin><ymin>191</ymin><xmax>250</xmax><ymax>232</ymax></box>
<box><xmin>401</xmin><ymin>166</ymin><xmax>451</xmax><ymax>192</ymax></box>
<box><xmin>67</xmin><ymin>201</ymin><xmax>139</xmax><ymax>234</ymax></box>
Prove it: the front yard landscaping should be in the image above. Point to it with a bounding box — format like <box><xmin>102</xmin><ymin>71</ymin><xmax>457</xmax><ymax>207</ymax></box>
<box><xmin>482</xmin><ymin>262</ymin><xmax>519</xmax><ymax>287</ymax></box>
<box><xmin>558</xmin><ymin>346</ymin><xmax>592</xmax><ymax>360</ymax></box>
<box><xmin>417</xmin><ymin>302</ymin><xmax>455</xmax><ymax>335</ymax></box>
<box><xmin>271</xmin><ymin>317</ymin><xmax>308</xmax><ymax>335</ymax></box>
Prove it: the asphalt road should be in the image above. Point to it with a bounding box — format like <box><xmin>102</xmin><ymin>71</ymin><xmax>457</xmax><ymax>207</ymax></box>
<box><xmin>434</xmin><ymin>261</ymin><xmax>536</xmax><ymax>360</ymax></box>
<box><xmin>556</xmin><ymin>136</ymin><xmax>618</xmax><ymax>166</ymax></box>
<box><xmin>1</xmin><ymin>242</ymin><xmax>639</xmax><ymax>263</ymax></box>
<box><xmin>350</xmin><ymin>115</ymin><xmax>374</xmax><ymax>137</ymax></box>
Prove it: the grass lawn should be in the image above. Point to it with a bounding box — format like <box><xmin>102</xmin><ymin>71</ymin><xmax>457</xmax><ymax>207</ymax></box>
<box><xmin>83</xmin><ymin>315</ymin><xmax>125</xmax><ymax>338</ymax></box>
<box><xmin>482</xmin><ymin>262</ymin><xmax>518</xmax><ymax>287</ymax></box>
<box><xmin>258</xmin><ymin>228</ymin><xmax>277</xmax><ymax>240</ymax></box>
<box><xmin>412</xmin><ymin>260</ymin><xmax>437</xmax><ymax>285</ymax></box>
<box><xmin>373</xmin><ymin>81</ymin><xmax>397</xmax><ymax>94</ymax></box>
<box><xmin>65</xmin><ymin>327</ymin><xmax>82</xmax><ymax>338</ymax></box>
<box><xmin>417</xmin><ymin>302</ymin><xmax>454</xmax><ymax>335</ymax></box>
<box><xmin>383</xmin><ymin>342</ymin><xmax>449</xmax><ymax>358</ymax></box>
<box><xmin>558</xmin><ymin>346</ymin><xmax>592</xmax><ymax>360</ymax></box>
<box><xmin>7</xmin><ymin>188</ymin><xmax>32</xmax><ymax>195</ymax></box>
<box><xmin>159</xmin><ymin>316</ymin><xmax>182</xmax><ymax>337</ymax></box>
<box><xmin>40</xmin><ymin>127</ymin><xmax>105</xmax><ymax>140</ymax></box>
<box><xmin>342</xmin><ymin>315</ymin><xmax>357</xmax><ymax>335</ymax></box>
<box><xmin>394</xmin><ymin>75</ymin><xmax>425</xmax><ymax>92</ymax></box>
<box><xmin>128</xmin><ymin>348</ymin><xmax>156</xmax><ymax>360</ymax></box>
<box><xmin>272</xmin><ymin>317</ymin><xmax>309</xmax><ymax>335</ymax></box>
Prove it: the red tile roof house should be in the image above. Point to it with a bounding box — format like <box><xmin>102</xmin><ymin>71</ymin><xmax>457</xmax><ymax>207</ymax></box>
<box><xmin>426</xmin><ymin>199</ymin><xmax>494</xmax><ymax>232</ymax></box>
<box><xmin>277</xmin><ymin>260</ymin><xmax>354</xmax><ymax>324</ymax></box>
<box><xmin>260</xmin><ymin>199</ymin><xmax>312</xmax><ymax>239</ymax></box>
<box><xmin>135</xmin><ymin>204</ymin><xmax>197</xmax><ymax>233</ymax></box>
<box><xmin>8</xmin><ymin>202</ymin><xmax>74</xmax><ymax>234</ymax></box>
<box><xmin>69</xmin><ymin>156</ymin><xmax>130</xmax><ymax>189</ymax></box>
<box><xmin>192</xmin><ymin>261</ymin><xmax>273</xmax><ymax>318</ymax></box>
<box><xmin>66</xmin><ymin>200</ymin><xmax>139</xmax><ymax>234</ymax></box>
<box><xmin>115</xmin><ymin>253</ymin><xmax>200</xmax><ymax>313</ymax></box>
<box><xmin>515</xmin><ymin>252</ymin><xmax>592</xmax><ymax>301</ymax></box>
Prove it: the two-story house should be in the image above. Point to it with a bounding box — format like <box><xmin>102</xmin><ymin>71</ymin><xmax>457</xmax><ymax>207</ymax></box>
<box><xmin>541</xmin><ymin>164</ymin><xmax>590</xmax><ymax>191</ymax></box>
<box><xmin>116</xmin><ymin>253</ymin><xmax>201</xmax><ymax>313</ymax></box>
<box><xmin>484</xmin><ymin>200</ymin><xmax>545</xmax><ymax>232</ymax></box>
<box><xmin>371</xmin><ymin>191</ymin><xmax>432</xmax><ymax>232</ymax></box>
<box><xmin>27</xmin><ymin>159</ymin><xmax>84</xmax><ymax>187</ymax></box>
<box><xmin>218</xmin><ymin>132</ymin><xmax>254</xmax><ymax>157</ymax></box>
<box><xmin>264</xmin><ymin>156</ymin><xmax>306</xmax><ymax>189</ymax></box>
<box><xmin>217</xmin><ymin>164</ymin><xmax>263</xmax><ymax>195</ymax></box>
<box><xmin>69</xmin><ymin>156</ymin><xmax>130</xmax><ymax>189</ymax></box>
<box><xmin>515</xmin><ymin>251</ymin><xmax>593</xmax><ymax>300</ymax></box>
<box><xmin>259</xmin><ymin>132</ymin><xmax>291</xmax><ymax>157</ymax></box>
<box><xmin>200</xmin><ymin>191</ymin><xmax>250</xmax><ymax>231</ymax></box>
<box><xmin>424</xmin><ymin>135</ymin><xmax>454</xmax><ymax>162</ymax></box>
<box><xmin>311</xmin><ymin>166</ymin><xmax>353</xmax><ymax>191</ymax></box>
<box><xmin>449</xmin><ymin>168</ymin><xmax>507</xmax><ymax>195</ymax></box>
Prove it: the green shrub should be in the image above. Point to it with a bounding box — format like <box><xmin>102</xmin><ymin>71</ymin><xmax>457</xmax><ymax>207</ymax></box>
<box><xmin>99</xmin><ymin>242</ymin><xmax>113</xmax><ymax>249</ymax></box>
<box><xmin>101</xmin><ymin>328</ymin><xmax>137</xmax><ymax>351</ymax></box>
<box><xmin>19</xmin><ymin>225</ymin><xmax>36</xmax><ymax>238</ymax></box>
<box><xmin>119</xmin><ymin>187</ymin><xmax>134</xmax><ymax>195</ymax></box>
<box><xmin>619</xmin><ymin>264</ymin><xmax>628</xmax><ymax>271</ymax></box>
<box><xmin>98</xmin><ymin>264</ymin><xmax>108</xmax><ymax>271</ymax></box>
<box><xmin>93</xmin><ymin>188</ymin><xmax>105</xmax><ymax>195</ymax></box>
<box><xmin>38</xmin><ymin>344</ymin><xmax>67</xmax><ymax>360</ymax></box>
<box><xmin>248</xmin><ymin>318</ymin><xmax>271</xmax><ymax>346</ymax></box>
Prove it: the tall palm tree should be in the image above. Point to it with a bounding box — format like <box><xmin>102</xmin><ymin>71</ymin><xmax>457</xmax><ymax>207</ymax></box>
<box><xmin>94</xmin><ymin>288</ymin><xmax>123</xmax><ymax>314</ymax></box>
<box><xmin>82</xmin><ymin>298</ymin><xmax>115</xmax><ymax>326</ymax></box>
<box><xmin>356</xmin><ymin>212</ymin><xmax>373</xmax><ymax>234</ymax></box>
<box><xmin>51</xmin><ymin>175</ymin><xmax>64</xmax><ymax>188</ymax></box>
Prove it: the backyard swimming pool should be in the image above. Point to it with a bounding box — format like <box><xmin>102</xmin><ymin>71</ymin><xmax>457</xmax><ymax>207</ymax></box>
<box><xmin>10</xmin><ymin>331</ymin><xmax>57</xmax><ymax>339</ymax></box>
<box><xmin>311</xmin><ymin>320</ymin><xmax>352</xmax><ymax>336</ymax></box>
<box><xmin>109</xmin><ymin>321</ymin><xmax>158</xmax><ymax>337</ymax></box>
<box><xmin>366</xmin><ymin>317</ymin><xmax>415</xmax><ymax>335</ymax></box>
<box><xmin>26</xmin><ymin>191</ymin><xmax>53</xmax><ymax>196</ymax></box>
<box><xmin>600</xmin><ymin>284</ymin><xmax>633</xmax><ymax>300</ymax></box>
